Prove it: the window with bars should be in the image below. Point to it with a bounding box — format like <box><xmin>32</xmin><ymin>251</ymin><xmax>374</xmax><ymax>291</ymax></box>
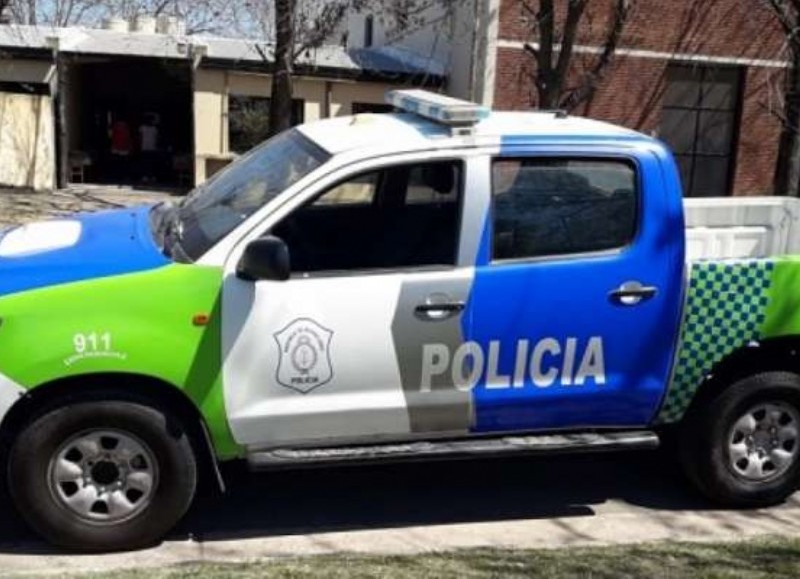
<box><xmin>659</xmin><ymin>64</ymin><xmax>743</xmax><ymax>197</ymax></box>
<box><xmin>364</xmin><ymin>15</ymin><xmax>374</xmax><ymax>47</ymax></box>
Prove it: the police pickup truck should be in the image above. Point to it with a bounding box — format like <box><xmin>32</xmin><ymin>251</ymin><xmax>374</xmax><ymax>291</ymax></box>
<box><xmin>1</xmin><ymin>90</ymin><xmax>800</xmax><ymax>551</ymax></box>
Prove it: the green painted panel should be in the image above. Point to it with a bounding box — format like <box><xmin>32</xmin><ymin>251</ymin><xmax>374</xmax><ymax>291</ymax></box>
<box><xmin>761</xmin><ymin>257</ymin><xmax>800</xmax><ymax>337</ymax></box>
<box><xmin>0</xmin><ymin>264</ymin><xmax>242</xmax><ymax>459</ymax></box>
<box><xmin>656</xmin><ymin>260</ymin><xmax>774</xmax><ymax>423</ymax></box>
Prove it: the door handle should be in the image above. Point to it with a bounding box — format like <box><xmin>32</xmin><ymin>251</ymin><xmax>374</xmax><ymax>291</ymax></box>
<box><xmin>608</xmin><ymin>281</ymin><xmax>658</xmax><ymax>306</ymax></box>
<box><xmin>414</xmin><ymin>301</ymin><xmax>465</xmax><ymax>321</ymax></box>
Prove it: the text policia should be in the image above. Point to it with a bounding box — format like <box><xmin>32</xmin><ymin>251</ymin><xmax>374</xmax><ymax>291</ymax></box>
<box><xmin>420</xmin><ymin>337</ymin><xmax>606</xmax><ymax>391</ymax></box>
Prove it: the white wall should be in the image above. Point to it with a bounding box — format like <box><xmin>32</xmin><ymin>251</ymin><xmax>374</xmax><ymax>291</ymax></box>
<box><xmin>0</xmin><ymin>92</ymin><xmax>55</xmax><ymax>190</ymax></box>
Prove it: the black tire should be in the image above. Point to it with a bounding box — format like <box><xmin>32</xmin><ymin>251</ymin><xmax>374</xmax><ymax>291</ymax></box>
<box><xmin>7</xmin><ymin>399</ymin><xmax>197</xmax><ymax>552</ymax></box>
<box><xmin>680</xmin><ymin>371</ymin><xmax>800</xmax><ymax>507</ymax></box>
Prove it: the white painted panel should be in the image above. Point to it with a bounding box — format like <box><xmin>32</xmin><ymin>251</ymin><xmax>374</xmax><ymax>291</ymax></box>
<box><xmin>0</xmin><ymin>220</ymin><xmax>81</xmax><ymax>257</ymax></box>
<box><xmin>685</xmin><ymin>197</ymin><xmax>800</xmax><ymax>260</ymax></box>
<box><xmin>222</xmin><ymin>272</ymin><xmax>412</xmax><ymax>447</ymax></box>
<box><xmin>0</xmin><ymin>371</ymin><xmax>24</xmax><ymax>425</ymax></box>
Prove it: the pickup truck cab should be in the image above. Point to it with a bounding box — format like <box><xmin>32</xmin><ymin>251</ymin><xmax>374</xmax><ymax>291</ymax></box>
<box><xmin>1</xmin><ymin>90</ymin><xmax>800</xmax><ymax>551</ymax></box>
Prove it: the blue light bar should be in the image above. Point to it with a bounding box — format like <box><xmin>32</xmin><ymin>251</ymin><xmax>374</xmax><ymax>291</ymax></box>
<box><xmin>386</xmin><ymin>89</ymin><xmax>490</xmax><ymax>126</ymax></box>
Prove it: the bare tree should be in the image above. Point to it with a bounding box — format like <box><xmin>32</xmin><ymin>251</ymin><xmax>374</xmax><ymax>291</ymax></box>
<box><xmin>763</xmin><ymin>0</ymin><xmax>800</xmax><ymax>196</ymax></box>
<box><xmin>0</xmin><ymin>0</ymin><xmax>11</xmax><ymax>23</ymax></box>
<box><xmin>269</xmin><ymin>0</ymin><xmax>297</xmax><ymax>136</ymax></box>
<box><xmin>265</xmin><ymin>0</ymin><xmax>450</xmax><ymax>136</ymax></box>
<box><xmin>7</xmin><ymin>0</ymin><xmax>106</xmax><ymax>25</ymax></box>
<box><xmin>100</xmin><ymin>0</ymin><xmax>240</xmax><ymax>34</ymax></box>
<box><xmin>5</xmin><ymin>0</ymin><xmax>237</xmax><ymax>33</ymax></box>
<box><xmin>521</xmin><ymin>0</ymin><xmax>632</xmax><ymax>111</ymax></box>
<box><xmin>1</xmin><ymin>0</ymin><xmax>448</xmax><ymax>136</ymax></box>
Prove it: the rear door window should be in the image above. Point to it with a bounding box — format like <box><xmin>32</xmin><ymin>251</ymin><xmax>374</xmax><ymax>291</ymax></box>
<box><xmin>491</xmin><ymin>158</ymin><xmax>638</xmax><ymax>260</ymax></box>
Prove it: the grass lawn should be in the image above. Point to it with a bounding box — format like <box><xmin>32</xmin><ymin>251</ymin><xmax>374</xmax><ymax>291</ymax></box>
<box><xmin>59</xmin><ymin>536</ymin><xmax>800</xmax><ymax>579</ymax></box>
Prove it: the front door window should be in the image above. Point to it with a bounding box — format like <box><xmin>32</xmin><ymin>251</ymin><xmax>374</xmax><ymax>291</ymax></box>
<box><xmin>272</xmin><ymin>160</ymin><xmax>463</xmax><ymax>274</ymax></box>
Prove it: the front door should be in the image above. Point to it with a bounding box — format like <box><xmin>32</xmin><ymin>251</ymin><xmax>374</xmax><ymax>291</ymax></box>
<box><xmin>463</xmin><ymin>150</ymin><xmax>685</xmax><ymax>433</ymax></box>
<box><xmin>222</xmin><ymin>156</ymin><xmax>483</xmax><ymax>448</ymax></box>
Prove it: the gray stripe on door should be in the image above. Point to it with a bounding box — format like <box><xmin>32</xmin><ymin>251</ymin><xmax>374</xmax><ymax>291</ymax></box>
<box><xmin>391</xmin><ymin>274</ymin><xmax>473</xmax><ymax>433</ymax></box>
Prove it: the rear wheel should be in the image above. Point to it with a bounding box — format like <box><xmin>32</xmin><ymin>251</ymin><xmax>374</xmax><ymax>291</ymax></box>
<box><xmin>680</xmin><ymin>371</ymin><xmax>800</xmax><ymax>507</ymax></box>
<box><xmin>7</xmin><ymin>399</ymin><xmax>197</xmax><ymax>552</ymax></box>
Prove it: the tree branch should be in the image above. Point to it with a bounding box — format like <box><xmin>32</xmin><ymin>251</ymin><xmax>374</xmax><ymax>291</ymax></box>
<box><xmin>561</xmin><ymin>0</ymin><xmax>631</xmax><ymax>110</ymax></box>
<box><xmin>768</xmin><ymin>0</ymin><xmax>798</xmax><ymax>38</ymax></box>
<box><xmin>537</xmin><ymin>0</ymin><xmax>554</xmax><ymax>73</ymax></box>
<box><xmin>553</xmin><ymin>0</ymin><xmax>588</xmax><ymax>82</ymax></box>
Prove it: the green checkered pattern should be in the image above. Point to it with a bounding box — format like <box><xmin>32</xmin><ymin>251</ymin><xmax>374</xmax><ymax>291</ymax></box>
<box><xmin>656</xmin><ymin>260</ymin><xmax>774</xmax><ymax>423</ymax></box>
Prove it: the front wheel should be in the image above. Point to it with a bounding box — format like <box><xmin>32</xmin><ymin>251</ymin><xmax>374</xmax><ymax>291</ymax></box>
<box><xmin>7</xmin><ymin>399</ymin><xmax>197</xmax><ymax>551</ymax></box>
<box><xmin>680</xmin><ymin>371</ymin><xmax>800</xmax><ymax>507</ymax></box>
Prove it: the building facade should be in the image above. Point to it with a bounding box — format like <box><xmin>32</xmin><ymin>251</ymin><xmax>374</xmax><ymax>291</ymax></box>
<box><xmin>0</xmin><ymin>23</ymin><xmax>443</xmax><ymax>191</ymax></box>
<box><xmin>487</xmin><ymin>0</ymin><xmax>787</xmax><ymax>196</ymax></box>
<box><xmin>480</xmin><ymin>0</ymin><xmax>787</xmax><ymax>196</ymax></box>
<box><xmin>353</xmin><ymin>0</ymin><xmax>786</xmax><ymax>197</ymax></box>
<box><xmin>0</xmin><ymin>4</ymin><xmax>788</xmax><ymax>196</ymax></box>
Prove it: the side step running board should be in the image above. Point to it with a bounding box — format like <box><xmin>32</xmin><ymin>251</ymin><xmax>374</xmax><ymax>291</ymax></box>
<box><xmin>247</xmin><ymin>430</ymin><xmax>659</xmax><ymax>469</ymax></box>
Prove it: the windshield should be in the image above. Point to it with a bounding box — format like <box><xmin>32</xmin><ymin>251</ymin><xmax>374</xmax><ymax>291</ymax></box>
<box><xmin>174</xmin><ymin>129</ymin><xmax>330</xmax><ymax>260</ymax></box>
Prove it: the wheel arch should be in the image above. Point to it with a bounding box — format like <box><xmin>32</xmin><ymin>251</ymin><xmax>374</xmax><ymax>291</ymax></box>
<box><xmin>0</xmin><ymin>372</ymin><xmax>225</xmax><ymax>493</ymax></box>
<box><xmin>682</xmin><ymin>336</ymin><xmax>800</xmax><ymax>420</ymax></box>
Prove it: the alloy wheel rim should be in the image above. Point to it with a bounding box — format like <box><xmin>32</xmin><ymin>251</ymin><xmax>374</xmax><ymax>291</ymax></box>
<box><xmin>48</xmin><ymin>429</ymin><xmax>158</xmax><ymax>523</ymax></box>
<box><xmin>727</xmin><ymin>401</ymin><xmax>800</xmax><ymax>482</ymax></box>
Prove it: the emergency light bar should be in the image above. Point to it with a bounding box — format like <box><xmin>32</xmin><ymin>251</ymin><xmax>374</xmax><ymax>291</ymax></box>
<box><xmin>386</xmin><ymin>89</ymin><xmax>490</xmax><ymax>128</ymax></box>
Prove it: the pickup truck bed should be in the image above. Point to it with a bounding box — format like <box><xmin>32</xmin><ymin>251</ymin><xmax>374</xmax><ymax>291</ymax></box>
<box><xmin>659</xmin><ymin>197</ymin><xmax>800</xmax><ymax>424</ymax></box>
<box><xmin>686</xmin><ymin>197</ymin><xmax>800</xmax><ymax>260</ymax></box>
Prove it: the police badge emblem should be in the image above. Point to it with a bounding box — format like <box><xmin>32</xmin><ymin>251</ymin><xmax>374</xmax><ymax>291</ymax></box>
<box><xmin>273</xmin><ymin>318</ymin><xmax>334</xmax><ymax>393</ymax></box>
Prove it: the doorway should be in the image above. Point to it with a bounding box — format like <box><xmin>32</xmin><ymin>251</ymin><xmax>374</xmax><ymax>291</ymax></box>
<box><xmin>63</xmin><ymin>56</ymin><xmax>193</xmax><ymax>190</ymax></box>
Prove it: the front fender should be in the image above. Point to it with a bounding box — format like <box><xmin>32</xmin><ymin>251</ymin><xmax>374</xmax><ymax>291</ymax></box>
<box><xmin>0</xmin><ymin>263</ymin><xmax>240</xmax><ymax>457</ymax></box>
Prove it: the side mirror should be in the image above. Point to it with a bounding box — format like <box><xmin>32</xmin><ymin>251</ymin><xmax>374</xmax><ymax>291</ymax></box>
<box><xmin>236</xmin><ymin>235</ymin><xmax>290</xmax><ymax>282</ymax></box>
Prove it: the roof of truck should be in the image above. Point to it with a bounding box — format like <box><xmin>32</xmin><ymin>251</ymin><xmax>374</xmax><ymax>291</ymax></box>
<box><xmin>298</xmin><ymin>111</ymin><xmax>653</xmax><ymax>155</ymax></box>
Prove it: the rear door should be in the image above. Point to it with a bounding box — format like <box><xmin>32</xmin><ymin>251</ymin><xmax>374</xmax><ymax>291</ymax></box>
<box><xmin>463</xmin><ymin>145</ymin><xmax>685</xmax><ymax>433</ymax></box>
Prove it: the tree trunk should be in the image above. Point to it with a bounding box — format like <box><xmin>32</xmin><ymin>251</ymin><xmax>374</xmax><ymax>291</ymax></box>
<box><xmin>536</xmin><ymin>75</ymin><xmax>562</xmax><ymax>109</ymax></box>
<box><xmin>26</xmin><ymin>0</ymin><xmax>36</xmax><ymax>25</ymax></box>
<box><xmin>269</xmin><ymin>0</ymin><xmax>296</xmax><ymax>137</ymax></box>
<box><xmin>774</xmin><ymin>45</ymin><xmax>800</xmax><ymax>197</ymax></box>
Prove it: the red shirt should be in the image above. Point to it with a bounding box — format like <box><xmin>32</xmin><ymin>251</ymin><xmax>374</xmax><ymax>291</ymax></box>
<box><xmin>111</xmin><ymin>121</ymin><xmax>132</xmax><ymax>154</ymax></box>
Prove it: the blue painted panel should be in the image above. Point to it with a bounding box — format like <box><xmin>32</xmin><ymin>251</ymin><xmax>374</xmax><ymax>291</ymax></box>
<box><xmin>465</xmin><ymin>140</ymin><xmax>685</xmax><ymax>432</ymax></box>
<box><xmin>0</xmin><ymin>205</ymin><xmax>169</xmax><ymax>297</ymax></box>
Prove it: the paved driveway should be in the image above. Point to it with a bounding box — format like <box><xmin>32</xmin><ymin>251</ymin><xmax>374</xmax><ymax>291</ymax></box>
<box><xmin>1</xmin><ymin>450</ymin><xmax>799</xmax><ymax>575</ymax></box>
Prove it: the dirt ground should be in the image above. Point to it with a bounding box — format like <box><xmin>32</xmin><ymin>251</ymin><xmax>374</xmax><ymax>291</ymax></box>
<box><xmin>0</xmin><ymin>186</ymin><xmax>176</xmax><ymax>227</ymax></box>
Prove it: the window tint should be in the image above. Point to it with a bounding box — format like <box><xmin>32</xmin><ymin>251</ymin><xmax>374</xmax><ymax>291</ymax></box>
<box><xmin>272</xmin><ymin>161</ymin><xmax>462</xmax><ymax>273</ymax></box>
<box><xmin>491</xmin><ymin>158</ymin><xmax>637</xmax><ymax>260</ymax></box>
<box><xmin>405</xmin><ymin>164</ymin><xmax>459</xmax><ymax>204</ymax></box>
<box><xmin>316</xmin><ymin>172</ymin><xmax>379</xmax><ymax>206</ymax></box>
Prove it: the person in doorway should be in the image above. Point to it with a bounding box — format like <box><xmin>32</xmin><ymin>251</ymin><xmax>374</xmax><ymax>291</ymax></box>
<box><xmin>138</xmin><ymin>114</ymin><xmax>159</xmax><ymax>185</ymax></box>
<box><xmin>110</xmin><ymin>116</ymin><xmax>132</xmax><ymax>183</ymax></box>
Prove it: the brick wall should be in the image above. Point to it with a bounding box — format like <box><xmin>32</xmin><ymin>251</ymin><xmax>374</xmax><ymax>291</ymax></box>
<box><xmin>499</xmin><ymin>0</ymin><xmax>782</xmax><ymax>56</ymax></box>
<box><xmin>492</xmin><ymin>0</ymin><xmax>787</xmax><ymax>195</ymax></box>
